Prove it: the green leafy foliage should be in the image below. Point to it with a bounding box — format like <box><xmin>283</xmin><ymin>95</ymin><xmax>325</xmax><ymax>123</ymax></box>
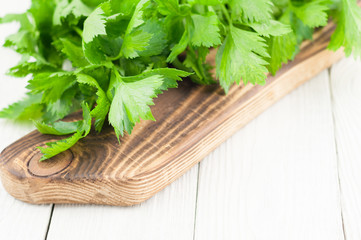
<box><xmin>0</xmin><ymin>94</ymin><xmax>43</xmax><ymax>120</ymax></box>
<box><xmin>108</xmin><ymin>67</ymin><xmax>190</xmax><ymax>139</ymax></box>
<box><xmin>216</xmin><ymin>26</ymin><xmax>269</xmax><ymax>92</ymax></box>
<box><xmin>291</xmin><ymin>0</ymin><xmax>329</xmax><ymax>28</ymax></box>
<box><xmin>27</xmin><ymin>72</ymin><xmax>76</xmax><ymax>103</ymax></box>
<box><xmin>1</xmin><ymin>0</ymin><xmax>360</xmax><ymax>160</ymax></box>
<box><xmin>191</xmin><ymin>13</ymin><xmax>222</xmax><ymax>47</ymax></box>
<box><xmin>56</xmin><ymin>38</ymin><xmax>90</xmax><ymax>67</ymax></box>
<box><xmin>108</xmin><ymin>73</ymin><xmax>162</xmax><ymax>139</ymax></box>
<box><xmin>266</xmin><ymin>11</ymin><xmax>298</xmax><ymax>74</ymax></box>
<box><xmin>76</xmin><ymin>73</ymin><xmax>110</xmax><ymax>132</ymax></box>
<box><xmin>250</xmin><ymin>20</ymin><xmax>292</xmax><ymax>37</ymax></box>
<box><xmin>34</xmin><ymin>121</ymin><xmax>80</xmax><ymax>135</ymax></box>
<box><xmin>328</xmin><ymin>0</ymin><xmax>361</xmax><ymax>57</ymax></box>
<box><xmin>53</xmin><ymin>0</ymin><xmax>92</xmax><ymax>26</ymax></box>
<box><xmin>37</xmin><ymin>102</ymin><xmax>92</xmax><ymax>161</ymax></box>
<box><xmin>231</xmin><ymin>0</ymin><xmax>274</xmax><ymax>23</ymax></box>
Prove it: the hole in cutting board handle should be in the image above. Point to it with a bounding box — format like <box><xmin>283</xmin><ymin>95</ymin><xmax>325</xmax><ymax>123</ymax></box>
<box><xmin>27</xmin><ymin>150</ymin><xmax>73</xmax><ymax>177</ymax></box>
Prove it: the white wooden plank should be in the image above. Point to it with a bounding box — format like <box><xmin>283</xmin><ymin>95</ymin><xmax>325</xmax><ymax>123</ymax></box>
<box><xmin>0</xmin><ymin>83</ymin><xmax>53</xmax><ymax>240</ymax></box>
<box><xmin>0</xmin><ymin>2</ymin><xmax>53</xmax><ymax>239</ymax></box>
<box><xmin>330</xmin><ymin>57</ymin><xmax>361</xmax><ymax>240</ymax></box>
<box><xmin>47</xmin><ymin>165</ymin><xmax>198</xmax><ymax>240</ymax></box>
<box><xmin>194</xmin><ymin>70</ymin><xmax>344</xmax><ymax>240</ymax></box>
<box><xmin>0</xmin><ymin>185</ymin><xmax>52</xmax><ymax>240</ymax></box>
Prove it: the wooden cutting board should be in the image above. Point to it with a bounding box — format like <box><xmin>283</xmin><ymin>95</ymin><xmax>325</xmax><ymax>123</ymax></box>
<box><xmin>0</xmin><ymin>22</ymin><xmax>344</xmax><ymax>206</ymax></box>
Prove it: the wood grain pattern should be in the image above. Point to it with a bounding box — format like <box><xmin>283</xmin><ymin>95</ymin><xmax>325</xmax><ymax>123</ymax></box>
<box><xmin>0</xmin><ymin>21</ymin><xmax>345</xmax><ymax>206</ymax></box>
<box><xmin>330</xmin><ymin>57</ymin><xmax>361</xmax><ymax>240</ymax></box>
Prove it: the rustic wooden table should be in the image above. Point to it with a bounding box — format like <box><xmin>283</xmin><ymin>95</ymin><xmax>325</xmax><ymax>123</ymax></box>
<box><xmin>1</xmin><ymin>1</ymin><xmax>361</xmax><ymax>240</ymax></box>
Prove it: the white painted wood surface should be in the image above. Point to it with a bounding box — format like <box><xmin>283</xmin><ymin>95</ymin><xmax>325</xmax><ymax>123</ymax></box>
<box><xmin>194</xmin><ymin>70</ymin><xmax>344</xmax><ymax>240</ymax></box>
<box><xmin>1</xmin><ymin>1</ymin><xmax>361</xmax><ymax>239</ymax></box>
<box><xmin>46</xmin><ymin>166</ymin><xmax>198</xmax><ymax>240</ymax></box>
<box><xmin>0</xmin><ymin>81</ymin><xmax>53</xmax><ymax>240</ymax></box>
<box><xmin>330</xmin><ymin>57</ymin><xmax>361</xmax><ymax>240</ymax></box>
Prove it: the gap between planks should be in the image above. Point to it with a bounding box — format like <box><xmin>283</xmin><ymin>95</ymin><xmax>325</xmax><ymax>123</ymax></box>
<box><xmin>329</xmin><ymin>57</ymin><xmax>361</xmax><ymax>240</ymax></box>
<box><xmin>328</xmin><ymin>67</ymin><xmax>347</xmax><ymax>240</ymax></box>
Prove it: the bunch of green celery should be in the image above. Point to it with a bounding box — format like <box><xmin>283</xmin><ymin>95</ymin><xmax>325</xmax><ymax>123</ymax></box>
<box><xmin>0</xmin><ymin>0</ymin><xmax>360</xmax><ymax>160</ymax></box>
